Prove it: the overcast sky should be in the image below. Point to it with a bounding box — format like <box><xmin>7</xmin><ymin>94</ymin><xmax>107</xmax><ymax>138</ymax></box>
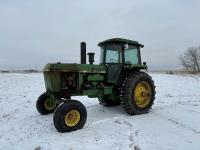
<box><xmin>0</xmin><ymin>0</ymin><xmax>200</xmax><ymax>70</ymax></box>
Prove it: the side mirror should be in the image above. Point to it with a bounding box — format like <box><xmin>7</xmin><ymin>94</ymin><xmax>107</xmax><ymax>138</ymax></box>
<box><xmin>143</xmin><ymin>62</ymin><xmax>147</xmax><ymax>65</ymax></box>
<box><xmin>123</xmin><ymin>43</ymin><xmax>129</xmax><ymax>50</ymax></box>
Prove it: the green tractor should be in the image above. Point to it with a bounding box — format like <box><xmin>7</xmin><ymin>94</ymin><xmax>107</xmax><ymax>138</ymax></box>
<box><xmin>36</xmin><ymin>38</ymin><xmax>155</xmax><ymax>132</ymax></box>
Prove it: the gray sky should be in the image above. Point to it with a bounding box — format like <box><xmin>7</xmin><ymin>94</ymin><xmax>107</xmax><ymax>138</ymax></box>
<box><xmin>0</xmin><ymin>0</ymin><xmax>200</xmax><ymax>70</ymax></box>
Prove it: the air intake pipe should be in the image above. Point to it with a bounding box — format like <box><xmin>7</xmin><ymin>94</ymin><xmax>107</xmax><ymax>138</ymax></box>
<box><xmin>87</xmin><ymin>52</ymin><xmax>95</xmax><ymax>64</ymax></box>
<box><xmin>80</xmin><ymin>42</ymin><xmax>86</xmax><ymax>64</ymax></box>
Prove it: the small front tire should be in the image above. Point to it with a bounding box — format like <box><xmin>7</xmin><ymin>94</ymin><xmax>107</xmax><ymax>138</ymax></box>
<box><xmin>36</xmin><ymin>92</ymin><xmax>57</xmax><ymax>115</ymax></box>
<box><xmin>53</xmin><ymin>100</ymin><xmax>87</xmax><ymax>132</ymax></box>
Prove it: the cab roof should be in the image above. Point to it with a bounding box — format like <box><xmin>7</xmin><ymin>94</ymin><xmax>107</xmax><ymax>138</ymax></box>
<box><xmin>98</xmin><ymin>38</ymin><xmax>144</xmax><ymax>47</ymax></box>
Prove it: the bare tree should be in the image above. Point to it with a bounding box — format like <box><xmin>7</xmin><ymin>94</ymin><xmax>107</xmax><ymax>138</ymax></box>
<box><xmin>179</xmin><ymin>46</ymin><xmax>200</xmax><ymax>72</ymax></box>
<box><xmin>188</xmin><ymin>47</ymin><xmax>200</xmax><ymax>71</ymax></box>
<box><xmin>179</xmin><ymin>55</ymin><xmax>189</xmax><ymax>70</ymax></box>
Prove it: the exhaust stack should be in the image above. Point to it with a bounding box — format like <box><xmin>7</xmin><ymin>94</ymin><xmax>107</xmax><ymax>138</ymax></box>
<box><xmin>80</xmin><ymin>42</ymin><xmax>86</xmax><ymax>64</ymax></box>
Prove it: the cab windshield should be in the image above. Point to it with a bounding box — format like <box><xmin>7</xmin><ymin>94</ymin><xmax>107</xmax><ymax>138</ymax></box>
<box><xmin>100</xmin><ymin>44</ymin><xmax>140</xmax><ymax>64</ymax></box>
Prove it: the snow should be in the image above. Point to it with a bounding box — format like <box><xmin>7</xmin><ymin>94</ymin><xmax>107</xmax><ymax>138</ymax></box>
<box><xmin>0</xmin><ymin>73</ymin><xmax>200</xmax><ymax>150</ymax></box>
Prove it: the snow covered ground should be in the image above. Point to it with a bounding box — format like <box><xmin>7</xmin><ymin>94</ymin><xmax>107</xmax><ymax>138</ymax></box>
<box><xmin>0</xmin><ymin>73</ymin><xmax>200</xmax><ymax>150</ymax></box>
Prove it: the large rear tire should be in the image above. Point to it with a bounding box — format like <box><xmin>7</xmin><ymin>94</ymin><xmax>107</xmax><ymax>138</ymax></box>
<box><xmin>120</xmin><ymin>72</ymin><xmax>155</xmax><ymax>115</ymax></box>
<box><xmin>98</xmin><ymin>95</ymin><xmax>120</xmax><ymax>106</ymax></box>
<box><xmin>53</xmin><ymin>100</ymin><xmax>87</xmax><ymax>132</ymax></box>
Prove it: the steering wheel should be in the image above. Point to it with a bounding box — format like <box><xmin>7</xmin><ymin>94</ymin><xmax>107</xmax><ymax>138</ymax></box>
<box><xmin>110</xmin><ymin>59</ymin><xmax>117</xmax><ymax>63</ymax></box>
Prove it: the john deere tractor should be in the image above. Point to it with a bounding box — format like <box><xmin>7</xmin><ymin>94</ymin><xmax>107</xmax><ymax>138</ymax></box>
<box><xmin>36</xmin><ymin>38</ymin><xmax>155</xmax><ymax>132</ymax></box>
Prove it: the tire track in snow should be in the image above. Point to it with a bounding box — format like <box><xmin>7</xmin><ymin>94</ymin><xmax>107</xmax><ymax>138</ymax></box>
<box><xmin>124</xmin><ymin>120</ymin><xmax>134</xmax><ymax>148</ymax></box>
<box><xmin>166</xmin><ymin>118</ymin><xmax>200</xmax><ymax>135</ymax></box>
<box><xmin>153</xmin><ymin>103</ymin><xmax>200</xmax><ymax>113</ymax></box>
<box><xmin>152</xmin><ymin>111</ymin><xmax>200</xmax><ymax>135</ymax></box>
<box><xmin>87</xmin><ymin>115</ymin><xmax>123</xmax><ymax>127</ymax></box>
<box><xmin>85</xmin><ymin>112</ymin><xmax>140</xmax><ymax>149</ymax></box>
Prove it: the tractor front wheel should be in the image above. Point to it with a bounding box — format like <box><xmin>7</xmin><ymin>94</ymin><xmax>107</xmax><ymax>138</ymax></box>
<box><xmin>53</xmin><ymin>100</ymin><xmax>87</xmax><ymax>132</ymax></box>
<box><xmin>36</xmin><ymin>92</ymin><xmax>57</xmax><ymax>115</ymax></box>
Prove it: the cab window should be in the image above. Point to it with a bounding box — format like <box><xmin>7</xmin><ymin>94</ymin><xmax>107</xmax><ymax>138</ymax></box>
<box><xmin>124</xmin><ymin>46</ymin><xmax>139</xmax><ymax>64</ymax></box>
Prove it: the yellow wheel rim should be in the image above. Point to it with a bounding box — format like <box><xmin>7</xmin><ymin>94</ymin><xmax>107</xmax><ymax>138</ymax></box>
<box><xmin>65</xmin><ymin>110</ymin><xmax>81</xmax><ymax>127</ymax></box>
<box><xmin>134</xmin><ymin>81</ymin><xmax>152</xmax><ymax>108</ymax></box>
<box><xmin>44</xmin><ymin>98</ymin><xmax>56</xmax><ymax>110</ymax></box>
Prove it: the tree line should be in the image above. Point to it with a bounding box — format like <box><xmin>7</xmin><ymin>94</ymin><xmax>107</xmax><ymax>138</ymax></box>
<box><xmin>179</xmin><ymin>46</ymin><xmax>200</xmax><ymax>72</ymax></box>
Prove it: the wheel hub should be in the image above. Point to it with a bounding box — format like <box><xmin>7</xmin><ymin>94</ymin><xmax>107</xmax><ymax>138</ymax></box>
<box><xmin>134</xmin><ymin>81</ymin><xmax>152</xmax><ymax>108</ymax></box>
<box><xmin>65</xmin><ymin>110</ymin><xmax>80</xmax><ymax>127</ymax></box>
<box><xmin>141</xmin><ymin>91</ymin><xmax>150</xmax><ymax>97</ymax></box>
<box><xmin>44</xmin><ymin>98</ymin><xmax>56</xmax><ymax>110</ymax></box>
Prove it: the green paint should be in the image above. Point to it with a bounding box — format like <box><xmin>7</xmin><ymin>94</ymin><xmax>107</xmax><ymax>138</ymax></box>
<box><xmin>44</xmin><ymin>64</ymin><xmax>106</xmax><ymax>73</ymax></box>
<box><xmin>42</xmin><ymin>38</ymin><xmax>148</xmax><ymax>103</ymax></box>
<box><xmin>98</xmin><ymin>38</ymin><xmax>143</xmax><ymax>47</ymax></box>
<box><xmin>87</xmin><ymin>74</ymin><xmax>104</xmax><ymax>81</ymax></box>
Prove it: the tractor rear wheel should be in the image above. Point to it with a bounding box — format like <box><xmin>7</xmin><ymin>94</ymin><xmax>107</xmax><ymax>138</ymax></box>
<box><xmin>98</xmin><ymin>95</ymin><xmax>120</xmax><ymax>106</ymax></box>
<box><xmin>120</xmin><ymin>71</ymin><xmax>155</xmax><ymax>115</ymax></box>
<box><xmin>36</xmin><ymin>92</ymin><xmax>57</xmax><ymax>115</ymax></box>
<box><xmin>53</xmin><ymin>100</ymin><xmax>87</xmax><ymax>132</ymax></box>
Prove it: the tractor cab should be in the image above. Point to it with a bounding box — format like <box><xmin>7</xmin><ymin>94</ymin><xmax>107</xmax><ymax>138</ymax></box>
<box><xmin>98</xmin><ymin>38</ymin><xmax>146</xmax><ymax>82</ymax></box>
<box><xmin>98</xmin><ymin>38</ymin><xmax>144</xmax><ymax>65</ymax></box>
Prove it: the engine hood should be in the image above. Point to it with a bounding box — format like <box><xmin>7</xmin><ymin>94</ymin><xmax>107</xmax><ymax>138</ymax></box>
<box><xmin>43</xmin><ymin>63</ymin><xmax>106</xmax><ymax>73</ymax></box>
